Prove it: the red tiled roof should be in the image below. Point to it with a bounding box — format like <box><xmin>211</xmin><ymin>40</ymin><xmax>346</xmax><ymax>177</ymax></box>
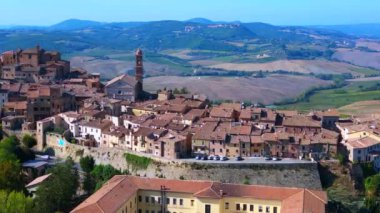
<box><xmin>71</xmin><ymin>176</ymin><xmax>327</xmax><ymax>213</ymax></box>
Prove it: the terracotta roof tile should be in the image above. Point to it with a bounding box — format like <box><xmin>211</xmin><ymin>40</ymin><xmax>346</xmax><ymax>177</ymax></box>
<box><xmin>72</xmin><ymin>176</ymin><xmax>327</xmax><ymax>213</ymax></box>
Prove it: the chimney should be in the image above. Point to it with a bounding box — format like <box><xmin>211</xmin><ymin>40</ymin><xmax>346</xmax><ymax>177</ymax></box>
<box><xmin>219</xmin><ymin>190</ymin><xmax>224</xmax><ymax>196</ymax></box>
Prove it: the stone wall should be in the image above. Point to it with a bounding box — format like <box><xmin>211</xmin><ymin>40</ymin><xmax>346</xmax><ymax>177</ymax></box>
<box><xmin>45</xmin><ymin>134</ymin><xmax>322</xmax><ymax>190</ymax></box>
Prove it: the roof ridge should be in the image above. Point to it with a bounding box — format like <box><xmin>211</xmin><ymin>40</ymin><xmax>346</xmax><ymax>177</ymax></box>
<box><xmin>95</xmin><ymin>203</ymin><xmax>105</xmax><ymax>213</ymax></box>
<box><xmin>305</xmin><ymin>189</ymin><xmax>328</xmax><ymax>204</ymax></box>
<box><xmin>94</xmin><ymin>176</ymin><xmax>129</xmax><ymax>211</ymax></box>
<box><xmin>302</xmin><ymin>189</ymin><xmax>305</xmax><ymax>213</ymax></box>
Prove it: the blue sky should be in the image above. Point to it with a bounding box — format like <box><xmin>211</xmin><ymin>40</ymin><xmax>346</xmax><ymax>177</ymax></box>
<box><xmin>1</xmin><ymin>0</ymin><xmax>379</xmax><ymax>26</ymax></box>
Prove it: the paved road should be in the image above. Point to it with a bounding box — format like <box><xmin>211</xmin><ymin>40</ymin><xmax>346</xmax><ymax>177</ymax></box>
<box><xmin>181</xmin><ymin>157</ymin><xmax>314</xmax><ymax>164</ymax></box>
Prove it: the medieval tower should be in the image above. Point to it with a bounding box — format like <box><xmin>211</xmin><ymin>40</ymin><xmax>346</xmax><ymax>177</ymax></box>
<box><xmin>135</xmin><ymin>48</ymin><xmax>144</xmax><ymax>100</ymax></box>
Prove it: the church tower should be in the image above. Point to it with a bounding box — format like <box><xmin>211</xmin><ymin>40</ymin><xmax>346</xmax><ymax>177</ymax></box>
<box><xmin>135</xmin><ymin>48</ymin><xmax>143</xmax><ymax>83</ymax></box>
<box><xmin>135</xmin><ymin>48</ymin><xmax>144</xmax><ymax>101</ymax></box>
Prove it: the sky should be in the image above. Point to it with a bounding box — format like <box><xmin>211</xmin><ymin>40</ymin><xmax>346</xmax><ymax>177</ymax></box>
<box><xmin>1</xmin><ymin>0</ymin><xmax>380</xmax><ymax>26</ymax></box>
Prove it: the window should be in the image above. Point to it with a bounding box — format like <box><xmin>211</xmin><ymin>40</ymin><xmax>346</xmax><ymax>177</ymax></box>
<box><xmin>243</xmin><ymin>204</ymin><xmax>247</xmax><ymax>211</ymax></box>
<box><xmin>146</xmin><ymin>210</ymin><xmax>149</xmax><ymax>213</ymax></box>
<box><xmin>158</xmin><ymin>197</ymin><xmax>161</xmax><ymax>204</ymax></box>
<box><xmin>250</xmin><ymin>205</ymin><xmax>254</xmax><ymax>211</ymax></box>
<box><xmin>138</xmin><ymin>210</ymin><xmax>142</xmax><ymax>213</ymax></box>
<box><xmin>266</xmin><ymin>206</ymin><xmax>270</xmax><ymax>213</ymax></box>
<box><xmin>225</xmin><ymin>202</ymin><xmax>229</xmax><ymax>209</ymax></box>
<box><xmin>191</xmin><ymin>200</ymin><xmax>194</xmax><ymax>206</ymax></box>
<box><xmin>236</xmin><ymin>203</ymin><xmax>240</xmax><ymax>210</ymax></box>
<box><xmin>166</xmin><ymin>198</ymin><xmax>170</xmax><ymax>205</ymax></box>
<box><xmin>145</xmin><ymin>196</ymin><xmax>149</xmax><ymax>203</ymax></box>
<box><xmin>151</xmin><ymin>197</ymin><xmax>155</xmax><ymax>204</ymax></box>
<box><xmin>173</xmin><ymin>198</ymin><xmax>177</xmax><ymax>205</ymax></box>
<box><xmin>259</xmin><ymin>206</ymin><xmax>263</xmax><ymax>212</ymax></box>
<box><xmin>205</xmin><ymin>204</ymin><xmax>211</xmax><ymax>213</ymax></box>
<box><xmin>138</xmin><ymin>196</ymin><xmax>142</xmax><ymax>202</ymax></box>
<box><xmin>179</xmin><ymin>199</ymin><xmax>183</xmax><ymax>206</ymax></box>
<box><xmin>130</xmin><ymin>201</ymin><xmax>132</xmax><ymax>208</ymax></box>
<box><xmin>273</xmin><ymin>207</ymin><xmax>278</xmax><ymax>213</ymax></box>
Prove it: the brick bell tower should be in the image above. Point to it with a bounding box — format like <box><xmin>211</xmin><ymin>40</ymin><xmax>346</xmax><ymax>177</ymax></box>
<box><xmin>135</xmin><ymin>48</ymin><xmax>143</xmax><ymax>84</ymax></box>
<box><xmin>135</xmin><ymin>48</ymin><xmax>144</xmax><ymax>100</ymax></box>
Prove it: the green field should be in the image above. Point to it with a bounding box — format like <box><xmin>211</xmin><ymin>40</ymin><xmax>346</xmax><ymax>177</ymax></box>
<box><xmin>278</xmin><ymin>81</ymin><xmax>380</xmax><ymax>111</ymax></box>
<box><xmin>349</xmin><ymin>67</ymin><xmax>380</xmax><ymax>76</ymax></box>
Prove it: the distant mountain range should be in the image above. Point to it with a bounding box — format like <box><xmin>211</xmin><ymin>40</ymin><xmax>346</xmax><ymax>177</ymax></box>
<box><xmin>1</xmin><ymin>18</ymin><xmax>380</xmax><ymax>38</ymax></box>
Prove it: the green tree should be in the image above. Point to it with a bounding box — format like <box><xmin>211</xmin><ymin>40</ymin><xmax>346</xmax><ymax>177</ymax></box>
<box><xmin>180</xmin><ymin>87</ymin><xmax>189</xmax><ymax>94</ymax></box>
<box><xmin>80</xmin><ymin>155</ymin><xmax>95</xmax><ymax>173</ymax></box>
<box><xmin>364</xmin><ymin>196</ymin><xmax>380</xmax><ymax>212</ymax></box>
<box><xmin>0</xmin><ymin>190</ymin><xmax>35</xmax><ymax>213</ymax></box>
<box><xmin>91</xmin><ymin>164</ymin><xmax>121</xmax><ymax>190</ymax></box>
<box><xmin>21</xmin><ymin>134</ymin><xmax>37</xmax><ymax>148</ymax></box>
<box><xmin>34</xmin><ymin>159</ymin><xmax>79</xmax><ymax>213</ymax></box>
<box><xmin>83</xmin><ymin>173</ymin><xmax>96</xmax><ymax>194</ymax></box>
<box><xmin>5</xmin><ymin>191</ymin><xmax>35</xmax><ymax>213</ymax></box>
<box><xmin>0</xmin><ymin>160</ymin><xmax>22</xmax><ymax>191</ymax></box>
<box><xmin>365</xmin><ymin>174</ymin><xmax>380</xmax><ymax>197</ymax></box>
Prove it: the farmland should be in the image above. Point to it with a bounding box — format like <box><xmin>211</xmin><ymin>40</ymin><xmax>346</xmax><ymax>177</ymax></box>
<box><xmin>144</xmin><ymin>75</ymin><xmax>331</xmax><ymax>104</ymax></box>
<box><xmin>277</xmin><ymin>81</ymin><xmax>380</xmax><ymax>111</ymax></box>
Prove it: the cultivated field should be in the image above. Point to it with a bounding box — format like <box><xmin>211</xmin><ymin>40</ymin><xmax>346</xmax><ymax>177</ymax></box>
<box><xmin>338</xmin><ymin>100</ymin><xmax>380</xmax><ymax>115</ymax></box>
<box><xmin>144</xmin><ymin>75</ymin><xmax>331</xmax><ymax>104</ymax></box>
<box><xmin>70</xmin><ymin>56</ymin><xmax>191</xmax><ymax>79</ymax></box>
<box><xmin>356</xmin><ymin>39</ymin><xmax>380</xmax><ymax>51</ymax></box>
<box><xmin>332</xmin><ymin>49</ymin><xmax>380</xmax><ymax>70</ymax></box>
<box><xmin>279</xmin><ymin>81</ymin><xmax>380</xmax><ymax>111</ymax></box>
<box><xmin>199</xmin><ymin>59</ymin><xmax>374</xmax><ymax>76</ymax></box>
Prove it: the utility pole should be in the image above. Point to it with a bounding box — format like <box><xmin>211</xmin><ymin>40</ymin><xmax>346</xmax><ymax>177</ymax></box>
<box><xmin>160</xmin><ymin>185</ymin><xmax>169</xmax><ymax>213</ymax></box>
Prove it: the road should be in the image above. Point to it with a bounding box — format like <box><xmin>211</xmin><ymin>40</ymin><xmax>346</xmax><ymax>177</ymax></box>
<box><xmin>181</xmin><ymin>157</ymin><xmax>314</xmax><ymax>165</ymax></box>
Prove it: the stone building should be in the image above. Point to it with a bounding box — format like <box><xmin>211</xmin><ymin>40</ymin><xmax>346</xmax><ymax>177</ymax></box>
<box><xmin>104</xmin><ymin>49</ymin><xmax>144</xmax><ymax>101</ymax></box>
<box><xmin>0</xmin><ymin>46</ymin><xmax>70</xmax><ymax>82</ymax></box>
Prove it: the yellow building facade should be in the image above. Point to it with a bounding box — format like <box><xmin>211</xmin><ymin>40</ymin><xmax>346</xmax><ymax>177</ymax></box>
<box><xmin>72</xmin><ymin>176</ymin><xmax>327</xmax><ymax>213</ymax></box>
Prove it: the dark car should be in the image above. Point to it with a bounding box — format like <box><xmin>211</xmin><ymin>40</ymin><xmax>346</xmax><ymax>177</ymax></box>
<box><xmin>202</xmin><ymin>156</ymin><xmax>208</xmax><ymax>160</ymax></box>
<box><xmin>265</xmin><ymin>156</ymin><xmax>272</xmax><ymax>161</ymax></box>
<box><xmin>195</xmin><ymin>155</ymin><xmax>201</xmax><ymax>160</ymax></box>
<box><xmin>235</xmin><ymin>156</ymin><xmax>244</xmax><ymax>161</ymax></box>
<box><xmin>214</xmin><ymin>155</ymin><xmax>220</xmax><ymax>161</ymax></box>
<box><xmin>220</xmin><ymin>156</ymin><xmax>228</xmax><ymax>161</ymax></box>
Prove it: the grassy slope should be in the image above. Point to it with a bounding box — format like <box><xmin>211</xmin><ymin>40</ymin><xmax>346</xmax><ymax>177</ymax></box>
<box><xmin>278</xmin><ymin>81</ymin><xmax>380</xmax><ymax>111</ymax></box>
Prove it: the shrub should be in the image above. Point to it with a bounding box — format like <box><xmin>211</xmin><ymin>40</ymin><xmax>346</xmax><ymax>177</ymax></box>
<box><xmin>124</xmin><ymin>153</ymin><xmax>152</xmax><ymax>171</ymax></box>
<box><xmin>21</xmin><ymin>134</ymin><xmax>37</xmax><ymax>148</ymax></box>
<box><xmin>80</xmin><ymin>156</ymin><xmax>95</xmax><ymax>173</ymax></box>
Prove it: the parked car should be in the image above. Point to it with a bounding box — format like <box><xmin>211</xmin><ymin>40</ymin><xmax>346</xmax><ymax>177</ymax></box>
<box><xmin>273</xmin><ymin>157</ymin><xmax>282</xmax><ymax>161</ymax></box>
<box><xmin>220</xmin><ymin>156</ymin><xmax>228</xmax><ymax>161</ymax></box>
<box><xmin>195</xmin><ymin>155</ymin><xmax>201</xmax><ymax>160</ymax></box>
<box><xmin>265</xmin><ymin>156</ymin><xmax>272</xmax><ymax>161</ymax></box>
<box><xmin>208</xmin><ymin>155</ymin><xmax>214</xmax><ymax>160</ymax></box>
<box><xmin>214</xmin><ymin>155</ymin><xmax>220</xmax><ymax>161</ymax></box>
<box><xmin>202</xmin><ymin>156</ymin><xmax>208</xmax><ymax>160</ymax></box>
<box><xmin>235</xmin><ymin>156</ymin><xmax>244</xmax><ymax>161</ymax></box>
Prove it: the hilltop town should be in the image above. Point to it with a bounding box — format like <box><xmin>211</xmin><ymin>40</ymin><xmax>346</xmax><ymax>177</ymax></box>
<box><xmin>1</xmin><ymin>46</ymin><xmax>380</xmax><ymax>212</ymax></box>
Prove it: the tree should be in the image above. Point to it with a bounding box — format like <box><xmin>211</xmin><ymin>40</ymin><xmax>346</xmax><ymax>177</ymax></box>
<box><xmin>82</xmin><ymin>173</ymin><xmax>96</xmax><ymax>194</ymax></box>
<box><xmin>34</xmin><ymin>159</ymin><xmax>79</xmax><ymax>213</ymax></box>
<box><xmin>0</xmin><ymin>190</ymin><xmax>35</xmax><ymax>213</ymax></box>
<box><xmin>179</xmin><ymin>87</ymin><xmax>189</xmax><ymax>94</ymax></box>
<box><xmin>0</xmin><ymin>160</ymin><xmax>22</xmax><ymax>191</ymax></box>
<box><xmin>91</xmin><ymin>164</ymin><xmax>121</xmax><ymax>190</ymax></box>
<box><xmin>365</xmin><ymin>174</ymin><xmax>380</xmax><ymax>197</ymax></box>
<box><xmin>80</xmin><ymin>156</ymin><xmax>95</xmax><ymax>173</ymax></box>
<box><xmin>21</xmin><ymin>134</ymin><xmax>37</xmax><ymax>148</ymax></box>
